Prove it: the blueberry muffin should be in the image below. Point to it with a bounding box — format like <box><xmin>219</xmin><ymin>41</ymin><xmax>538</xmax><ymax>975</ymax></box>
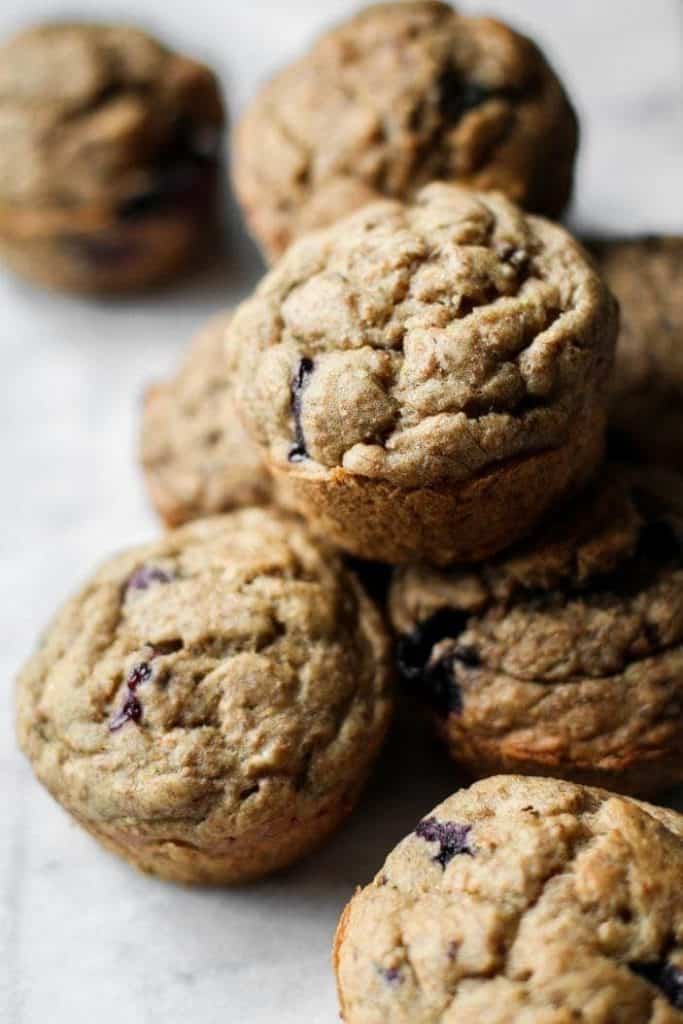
<box><xmin>16</xmin><ymin>510</ymin><xmax>393</xmax><ymax>883</ymax></box>
<box><xmin>390</xmin><ymin>463</ymin><xmax>683</xmax><ymax>796</ymax></box>
<box><xmin>233</xmin><ymin>0</ymin><xmax>578</xmax><ymax>261</ymax></box>
<box><xmin>227</xmin><ymin>184</ymin><xmax>617</xmax><ymax>565</ymax></box>
<box><xmin>591</xmin><ymin>237</ymin><xmax>683</xmax><ymax>472</ymax></box>
<box><xmin>141</xmin><ymin>312</ymin><xmax>272</xmax><ymax>527</ymax></box>
<box><xmin>0</xmin><ymin>22</ymin><xmax>224</xmax><ymax>293</ymax></box>
<box><xmin>334</xmin><ymin>775</ymin><xmax>683</xmax><ymax>1023</ymax></box>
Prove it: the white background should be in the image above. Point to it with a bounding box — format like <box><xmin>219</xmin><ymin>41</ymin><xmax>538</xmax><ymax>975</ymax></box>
<box><xmin>2</xmin><ymin>2</ymin><xmax>682</xmax><ymax>1022</ymax></box>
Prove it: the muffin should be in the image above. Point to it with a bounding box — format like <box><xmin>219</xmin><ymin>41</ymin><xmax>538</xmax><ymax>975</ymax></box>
<box><xmin>16</xmin><ymin>509</ymin><xmax>393</xmax><ymax>883</ymax></box>
<box><xmin>227</xmin><ymin>184</ymin><xmax>617</xmax><ymax>565</ymax></box>
<box><xmin>141</xmin><ymin>312</ymin><xmax>272</xmax><ymax>527</ymax></box>
<box><xmin>233</xmin><ymin>0</ymin><xmax>578</xmax><ymax>261</ymax></box>
<box><xmin>591</xmin><ymin>236</ymin><xmax>683</xmax><ymax>471</ymax></box>
<box><xmin>390</xmin><ymin>463</ymin><xmax>683</xmax><ymax>796</ymax></box>
<box><xmin>334</xmin><ymin>775</ymin><xmax>683</xmax><ymax>1023</ymax></box>
<box><xmin>0</xmin><ymin>22</ymin><xmax>224</xmax><ymax>293</ymax></box>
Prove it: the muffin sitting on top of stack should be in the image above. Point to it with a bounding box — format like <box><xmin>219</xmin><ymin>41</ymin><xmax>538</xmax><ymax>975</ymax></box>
<box><xmin>225</xmin><ymin>184</ymin><xmax>617</xmax><ymax>564</ymax></box>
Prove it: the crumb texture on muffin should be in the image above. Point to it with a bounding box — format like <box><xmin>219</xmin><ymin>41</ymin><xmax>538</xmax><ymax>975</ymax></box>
<box><xmin>334</xmin><ymin>775</ymin><xmax>683</xmax><ymax>1023</ymax></box>
<box><xmin>233</xmin><ymin>0</ymin><xmax>578</xmax><ymax>258</ymax></box>
<box><xmin>141</xmin><ymin>312</ymin><xmax>272</xmax><ymax>527</ymax></box>
<box><xmin>229</xmin><ymin>185</ymin><xmax>616</xmax><ymax>490</ymax></box>
<box><xmin>17</xmin><ymin>509</ymin><xmax>392</xmax><ymax>882</ymax></box>
<box><xmin>390</xmin><ymin>464</ymin><xmax>683</xmax><ymax>793</ymax></box>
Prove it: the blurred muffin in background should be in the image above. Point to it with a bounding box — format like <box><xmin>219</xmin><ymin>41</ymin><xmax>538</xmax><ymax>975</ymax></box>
<box><xmin>0</xmin><ymin>22</ymin><xmax>224</xmax><ymax>293</ymax></box>
<box><xmin>591</xmin><ymin>236</ymin><xmax>683</xmax><ymax>472</ymax></box>
<box><xmin>141</xmin><ymin>312</ymin><xmax>272</xmax><ymax>526</ymax></box>
<box><xmin>233</xmin><ymin>0</ymin><xmax>578</xmax><ymax>261</ymax></box>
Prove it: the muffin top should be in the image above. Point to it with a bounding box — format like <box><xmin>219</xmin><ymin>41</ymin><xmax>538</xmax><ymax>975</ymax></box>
<box><xmin>592</xmin><ymin>236</ymin><xmax>683</xmax><ymax>471</ymax></box>
<box><xmin>0</xmin><ymin>22</ymin><xmax>223</xmax><ymax>214</ymax></box>
<box><xmin>389</xmin><ymin>464</ymin><xmax>683</xmax><ymax>773</ymax></box>
<box><xmin>141</xmin><ymin>312</ymin><xmax>272</xmax><ymax>527</ymax></box>
<box><xmin>233</xmin><ymin>0</ymin><xmax>578</xmax><ymax>259</ymax></box>
<box><xmin>228</xmin><ymin>185</ymin><xmax>617</xmax><ymax>489</ymax></box>
<box><xmin>335</xmin><ymin>775</ymin><xmax>683</xmax><ymax>1023</ymax></box>
<box><xmin>17</xmin><ymin>510</ymin><xmax>392</xmax><ymax>840</ymax></box>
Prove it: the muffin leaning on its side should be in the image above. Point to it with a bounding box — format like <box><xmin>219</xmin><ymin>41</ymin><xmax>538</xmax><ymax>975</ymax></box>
<box><xmin>0</xmin><ymin>22</ymin><xmax>224</xmax><ymax>293</ymax></box>
<box><xmin>227</xmin><ymin>184</ymin><xmax>617</xmax><ymax>565</ymax></box>
<box><xmin>334</xmin><ymin>775</ymin><xmax>683</xmax><ymax>1023</ymax></box>
<box><xmin>141</xmin><ymin>312</ymin><xmax>272</xmax><ymax>527</ymax></box>
<box><xmin>233</xmin><ymin>0</ymin><xmax>578</xmax><ymax>261</ymax></box>
<box><xmin>390</xmin><ymin>463</ymin><xmax>683</xmax><ymax>796</ymax></box>
<box><xmin>17</xmin><ymin>509</ymin><xmax>393</xmax><ymax>884</ymax></box>
<box><xmin>591</xmin><ymin>236</ymin><xmax>683</xmax><ymax>472</ymax></box>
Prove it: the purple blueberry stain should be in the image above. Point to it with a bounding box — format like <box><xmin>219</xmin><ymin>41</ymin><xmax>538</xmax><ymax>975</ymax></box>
<box><xmin>288</xmin><ymin>357</ymin><xmax>314</xmax><ymax>463</ymax></box>
<box><xmin>630</xmin><ymin>961</ymin><xmax>683</xmax><ymax>1010</ymax></box>
<box><xmin>126</xmin><ymin>565</ymin><xmax>173</xmax><ymax>593</ymax></box>
<box><xmin>415</xmin><ymin>818</ymin><xmax>474</xmax><ymax>868</ymax></box>
<box><xmin>377</xmin><ymin>966</ymin><xmax>402</xmax><ymax>987</ymax></box>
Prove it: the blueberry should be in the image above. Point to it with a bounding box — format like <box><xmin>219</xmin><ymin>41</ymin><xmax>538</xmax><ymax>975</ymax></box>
<box><xmin>396</xmin><ymin>609</ymin><xmax>472</xmax><ymax>714</ymax></box>
<box><xmin>415</xmin><ymin>818</ymin><xmax>474</xmax><ymax>868</ymax></box>
<box><xmin>438</xmin><ymin>66</ymin><xmax>494</xmax><ymax>123</ymax></box>
<box><xmin>108</xmin><ymin>661</ymin><xmax>152</xmax><ymax>732</ymax></box>
<box><xmin>288</xmin><ymin>357</ymin><xmax>314</xmax><ymax>463</ymax></box>
<box><xmin>126</xmin><ymin>565</ymin><xmax>173</xmax><ymax>592</ymax></box>
<box><xmin>377</xmin><ymin>966</ymin><xmax>401</xmax><ymax>987</ymax></box>
<box><xmin>396</xmin><ymin>609</ymin><xmax>468</xmax><ymax>683</ymax></box>
<box><xmin>629</xmin><ymin>961</ymin><xmax>683</xmax><ymax>1009</ymax></box>
<box><xmin>109</xmin><ymin>694</ymin><xmax>143</xmax><ymax>731</ymax></box>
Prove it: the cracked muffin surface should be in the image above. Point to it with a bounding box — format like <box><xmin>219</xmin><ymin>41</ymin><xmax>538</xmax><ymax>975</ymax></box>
<box><xmin>0</xmin><ymin>21</ymin><xmax>224</xmax><ymax>291</ymax></box>
<box><xmin>389</xmin><ymin>464</ymin><xmax>683</xmax><ymax>795</ymax></box>
<box><xmin>16</xmin><ymin>509</ymin><xmax>393</xmax><ymax>883</ymax></box>
<box><xmin>228</xmin><ymin>184</ymin><xmax>616</xmax><ymax>563</ymax></box>
<box><xmin>233</xmin><ymin>0</ymin><xmax>578</xmax><ymax>261</ymax></box>
<box><xmin>334</xmin><ymin>775</ymin><xmax>683</xmax><ymax>1024</ymax></box>
<box><xmin>141</xmin><ymin>313</ymin><xmax>272</xmax><ymax>527</ymax></box>
<box><xmin>591</xmin><ymin>237</ymin><xmax>683</xmax><ymax>472</ymax></box>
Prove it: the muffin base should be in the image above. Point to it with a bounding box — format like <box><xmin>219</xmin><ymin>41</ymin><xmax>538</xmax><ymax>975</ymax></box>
<box><xmin>71</xmin><ymin>782</ymin><xmax>369</xmax><ymax>885</ymax></box>
<box><xmin>0</xmin><ymin>171</ymin><xmax>220</xmax><ymax>294</ymax></box>
<box><xmin>272</xmin><ymin>406</ymin><xmax>606</xmax><ymax>565</ymax></box>
<box><xmin>434</xmin><ymin>724</ymin><xmax>683</xmax><ymax>799</ymax></box>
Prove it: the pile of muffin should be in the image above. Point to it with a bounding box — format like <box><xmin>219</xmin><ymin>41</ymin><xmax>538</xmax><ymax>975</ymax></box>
<box><xmin>13</xmin><ymin>5</ymin><xmax>683</xmax><ymax>1021</ymax></box>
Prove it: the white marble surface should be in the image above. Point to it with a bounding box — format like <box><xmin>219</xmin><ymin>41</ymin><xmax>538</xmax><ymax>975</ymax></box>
<box><xmin>1</xmin><ymin>3</ymin><xmax>682</xmax><ymax>1022</ymax></box>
